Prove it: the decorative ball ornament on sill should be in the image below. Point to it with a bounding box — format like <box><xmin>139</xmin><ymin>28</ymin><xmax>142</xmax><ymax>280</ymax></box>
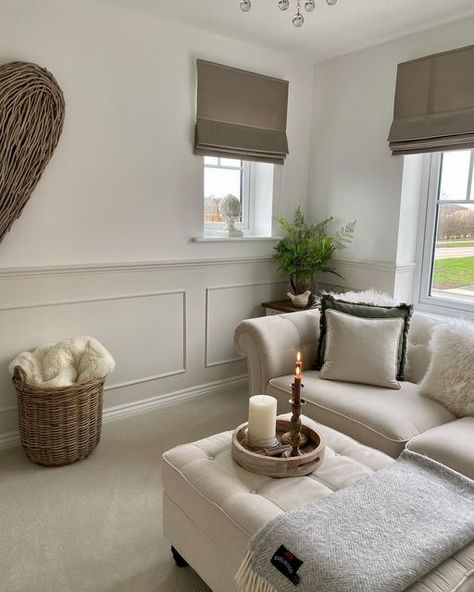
<box><xmin>240</xmin><ymin>0</ymin><xmax>338</xmax><ymax>27</ymax></box>
<box><xmin>219</xmin><ymin>194</ymin><xmax>244</xmax><ymax>238</ymax></box>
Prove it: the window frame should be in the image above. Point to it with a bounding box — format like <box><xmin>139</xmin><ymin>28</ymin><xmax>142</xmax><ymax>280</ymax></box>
<box><xmin>203</xmin><ymin>157</ymin><xmax>252</xmax><ymax>234</ymax></box>
<box><xmin>417</xmin><ymin>150</ymin><xmax>474</xmax><ymax>316</ymax></box>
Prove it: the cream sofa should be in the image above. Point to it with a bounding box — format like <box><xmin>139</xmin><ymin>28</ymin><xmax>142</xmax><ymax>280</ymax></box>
<box><xmin>234</xmin><ymin>309</ymin><xmax>474</xmax><ymax>477</ymax></box>
<box><xmin>162</xmin><ymin>308</ymin><xmax>474</xmax><ymax>591</ymax></box>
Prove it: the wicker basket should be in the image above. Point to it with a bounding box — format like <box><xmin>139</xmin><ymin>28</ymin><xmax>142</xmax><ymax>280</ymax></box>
<box><xmin>13</xmin><ymin>367</ymin><xmax>106</xmax><ymax>467</ymax></box>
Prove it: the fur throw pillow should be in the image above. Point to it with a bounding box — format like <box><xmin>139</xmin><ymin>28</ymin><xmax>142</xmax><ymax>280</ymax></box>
<box><xmin>328</xmin><ymin>289</ymin><xmax>398</xmax><ymax>307</ymax></box>
<box><xmin>420</xmin><ymin>321</ymin><xmax>474</xmax><ymax>417</ymax></box>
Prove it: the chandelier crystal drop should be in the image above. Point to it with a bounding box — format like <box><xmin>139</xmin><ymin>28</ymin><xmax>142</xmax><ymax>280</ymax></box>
<box><xmin>292</xmin><ymin>2</ymin><xmax>304</xmax><ymax>28</ymax></box>
<box><xmin>240</xmin><ymin>0</ymin><xmax>337</xmax><ymax>27</ymax></box>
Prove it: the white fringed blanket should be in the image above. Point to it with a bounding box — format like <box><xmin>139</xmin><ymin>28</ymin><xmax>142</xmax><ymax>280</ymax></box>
<box><xmin>9</xmin><ymin>336</ymin><xmax>115</xmax><ymax>387</ymax></box>
<box><xmin>235</xmin><ymin>451</ymin><xmax>474</xmax><ymax>592</ymax></box>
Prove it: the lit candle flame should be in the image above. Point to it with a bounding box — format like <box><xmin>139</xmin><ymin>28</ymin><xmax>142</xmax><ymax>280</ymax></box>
<box><xmin>295</xmin><ymin>365</ymin><xmax>301</xmax><ymax>378</ymax></box>
<box><xmin>296</xmin><ymin>351</ymin><xmax>301</xmax><ymax>363</ymax></box>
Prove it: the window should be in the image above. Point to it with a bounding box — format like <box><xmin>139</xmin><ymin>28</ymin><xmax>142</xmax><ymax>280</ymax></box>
<box><xmin>204</xmin><ymin>156</ymin><xmax>250</xmax><ymax>229</ymax></box>
<box><xmin>419</xmin><ymin>149</ymin><xmax>474</xmax><ymax>312</ymax></box>
<box><xmin>202</xmin><ymin>157</ymin><xmax>274</xmax><ymax>237</ymax></box>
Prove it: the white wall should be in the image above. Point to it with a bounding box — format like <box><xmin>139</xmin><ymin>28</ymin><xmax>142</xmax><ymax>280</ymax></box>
<box><xmin>0</xmin><ymin>0</ymin><xmax>313</xmax><ymax>267</ymax></box>
<box><xmin>309</xmin><ymin>16</ymin><xmax>474</xmax><ymax>298</ymax></box>
<box><xmin>0</xmin><ymin>0</ymin><xmax>313</xmax><ymax>444</ymax></box>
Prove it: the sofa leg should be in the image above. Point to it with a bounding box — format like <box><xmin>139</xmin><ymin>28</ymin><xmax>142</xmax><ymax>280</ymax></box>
<box><xmin>171</xmin><ymin>546</ymin><xmax>189</xmax><ymax>568</ymax></box>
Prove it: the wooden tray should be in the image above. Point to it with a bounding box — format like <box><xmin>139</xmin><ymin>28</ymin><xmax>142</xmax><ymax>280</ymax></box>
<box><xmin>231</xmin><ymin>417</ymin><xmax>325</xmax><ymax>478</ymax></box>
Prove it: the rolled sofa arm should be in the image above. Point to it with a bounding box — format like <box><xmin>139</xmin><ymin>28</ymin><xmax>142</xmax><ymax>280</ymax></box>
<box><xmin>234</xmin><ymin>309</ymin><xmax>320</xmax><ymax>395</ymax></box>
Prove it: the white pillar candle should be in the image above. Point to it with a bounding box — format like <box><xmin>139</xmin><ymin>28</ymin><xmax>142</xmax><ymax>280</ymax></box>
<box><xmin>247</xmin><ymin>395</ymin><xmax>277</xmax><ymax>442</ymax></box>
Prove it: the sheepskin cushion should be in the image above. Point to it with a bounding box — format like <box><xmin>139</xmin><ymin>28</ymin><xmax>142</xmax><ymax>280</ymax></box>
<box><xmin>420</xmin><ymin>322</ymin><xmax>474</xmax><ymax>417</ymax></box>
<box><xmin>330</xmin><ymin>289</ymin><xmax>397</xmax><ymax>307</ymax></box>
<box><xmin>9</xmin><ymin>336</ymin><xmax>115</xmax><ymax>388</ymax></box>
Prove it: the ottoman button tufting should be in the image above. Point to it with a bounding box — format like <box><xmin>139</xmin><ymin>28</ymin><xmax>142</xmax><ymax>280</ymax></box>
<box><xmin>208</xmin><ymin>456</ymin><xmax>215</xmax><ymax>461</ymax></box>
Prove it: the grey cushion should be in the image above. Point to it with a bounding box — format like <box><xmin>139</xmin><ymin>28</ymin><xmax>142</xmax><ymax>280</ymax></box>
<box><xmin>267</xmin><ymin>371</ymin><xmax>454</xmax><ymax>458</ymax></box>
<box><xmin>407</xmin><ymin>418</ymin><xmax>474</xmax><ymax>479</ymax></box>
<box><xmin>316</xmin><ymin>295</ymin><xmax>413</xmax><ymax>380</ymax></box>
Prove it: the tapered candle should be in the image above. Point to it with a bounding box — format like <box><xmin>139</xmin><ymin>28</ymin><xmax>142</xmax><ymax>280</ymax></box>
<box><xmin>280</xmin><ymin>353</ymin><xmax>306</xmax><ymax>452</ymax></box>
<box><xmin>294</xmin><ymin>360</ymin><xmax>302</xmax><ymax>404</ymax></box>
<box><xmin>248</xmin><ymin>395</ymin><xmax>277</xmax><ymax>441</ymax></box>
<box><xmin>296</xmin><ymin>351</ymin><xmax>302</xmax><ymax>371</ymax></box>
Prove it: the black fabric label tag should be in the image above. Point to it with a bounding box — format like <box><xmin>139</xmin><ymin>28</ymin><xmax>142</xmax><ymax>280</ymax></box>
<box><xmin>270</xmin><ymin>544</ymin><xmax>303</xmax><ymax>585</ymax></box>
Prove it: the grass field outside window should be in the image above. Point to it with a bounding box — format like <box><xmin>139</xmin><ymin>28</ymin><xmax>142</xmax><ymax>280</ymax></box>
<box><xmin>433</xmin><ymin>256</ymin><xmax>474</xmax><ymax>289</ymax></box>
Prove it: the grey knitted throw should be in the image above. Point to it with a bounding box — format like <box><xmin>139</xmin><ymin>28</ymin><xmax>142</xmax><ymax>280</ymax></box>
<box><xmin>235</xmin><ymin>451</ymin><xmax>474</xmax><ymax>592</ymax></box>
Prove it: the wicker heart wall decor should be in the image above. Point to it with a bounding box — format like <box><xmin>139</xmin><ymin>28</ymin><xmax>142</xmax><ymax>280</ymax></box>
<box><xmin>0</xmin><ymin>61</ymin><xmax>65</xmax><ymax>244</ymax></box>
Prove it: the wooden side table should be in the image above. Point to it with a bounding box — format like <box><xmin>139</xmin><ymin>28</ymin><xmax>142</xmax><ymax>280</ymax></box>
<box><xmin>261</xmin><ymin>299</ymin><xmax>319</xmax><ymax>316</ymax></box>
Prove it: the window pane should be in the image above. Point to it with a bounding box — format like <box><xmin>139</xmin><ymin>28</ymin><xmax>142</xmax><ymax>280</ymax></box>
<box><xmin>438</xmin><ymin>150</ymin><xmax>471</xmax><ymax>201</ymax></box>
<box><xmin>431</xmin><ymin>203</ymin><xmax>474</xmax><ymax>302</ymax></box>
<box><xmin>220</xmin><ymin>157</ymin><xmax>242</xmax><ymax>168</ymax></box>
<box><xmin>204</xmin><ymin>156</ymin><xmax>218</xmax><ymax>166</ymax></box>
<box><xmin>204</xmin><ymin>168</ymin><xmax>241</xmax><ymax>199</ymax></box>
<box><xmin>204</xmin><ymin>167</ymin><xmax>241</xmax><ymax>224</ymax></box>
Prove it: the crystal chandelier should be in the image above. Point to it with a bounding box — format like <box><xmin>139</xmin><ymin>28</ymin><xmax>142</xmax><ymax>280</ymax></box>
<box><xmin>240</xmin><ymin>0</ymin><xmax>338</xmax><ymax>28</ymax></box>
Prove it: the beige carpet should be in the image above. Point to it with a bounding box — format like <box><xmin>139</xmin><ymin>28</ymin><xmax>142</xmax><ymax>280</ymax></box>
<box><xmin>0</xmin><ymin>387</ymin><xmax>249</xmax><ymax>592</ymax></box>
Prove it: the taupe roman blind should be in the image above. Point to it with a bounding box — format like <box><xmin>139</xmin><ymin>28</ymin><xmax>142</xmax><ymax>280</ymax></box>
<box><xmin>388</xmin><ymin>44</ymin><xmax>474</xmax><ymax>155</ymax></box>
<box><xmin>194</xmin><ymin>59</ymin><xmax>289</xmax><ymax>164</ymax></box>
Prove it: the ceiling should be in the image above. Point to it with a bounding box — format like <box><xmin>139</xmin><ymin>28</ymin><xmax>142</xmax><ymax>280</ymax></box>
<box><xmin>97</xmin><ymin>0</ymin><xmax>474</xmax><ymax>61</ymax></box>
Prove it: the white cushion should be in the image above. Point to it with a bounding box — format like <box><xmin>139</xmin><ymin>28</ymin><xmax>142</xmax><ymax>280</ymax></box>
<box><xmin>420</xmin><ymin>321</ymin><xmax>474</xmax><ymax>417</ymax></box>
<box><xmin>320</xmin><ymin>309</ymin><xmax>403</xmax><ymax>389</ymax></box>
<box><xmin>267</xmin><ymin>372</ymin><xmax>454</xmax><ymax>457</ymax></box>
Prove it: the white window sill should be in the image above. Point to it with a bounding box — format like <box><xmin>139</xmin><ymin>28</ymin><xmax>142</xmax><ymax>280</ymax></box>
<box><xmin>416</xmin><ymin>296</ymin><xmax>474</xmax><ymax>320</ymax></box>
<box><xmin>193</xmin><ymin>236</ymin><xmax>281</xmax><ymax>243</ymax></box>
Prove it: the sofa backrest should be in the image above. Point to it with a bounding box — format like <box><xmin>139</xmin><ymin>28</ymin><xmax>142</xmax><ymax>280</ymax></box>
<box><xmin>405</xmin><ymin>311</ymin><xmax>437</xmax><ymax>384</ymax></box>
<box><xmin>235</xmin><ymin>307</ymin><xmax>439</xmax><ymax>395</ymax></box>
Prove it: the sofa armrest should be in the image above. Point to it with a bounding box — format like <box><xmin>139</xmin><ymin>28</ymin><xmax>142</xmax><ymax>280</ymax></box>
<box><xmin>234</xmin><ymin>309</ymin><xmax>320</xmax><ymax>394</ymax></box>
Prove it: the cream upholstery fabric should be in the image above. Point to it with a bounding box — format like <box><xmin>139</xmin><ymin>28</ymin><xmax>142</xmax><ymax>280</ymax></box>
<box><xmin>162</xmin><ymin>421</ymin><xmax>474</xmax><ymax>592</ymax></box>
<box><xmin>320</xmin><ymin>310</ymin><xmax>403</xmax><ymax>389</ymax></box>
<box><xmin>407</xmin><ymin>417</ymin><xmax>474</xmax><ymax>479</ymax></box>
<box><xmin>267</xmin><ymin>372</ymin><xmax>454</xmax><ymax>457</ymax></box>
<box><xmin>235</xmin><ymin>310</ymin><xmax>436</xmax><ymax>396</ymax></box>
<box><xmin>163</xmin><ymin>419</ymin><xmax>391</xmax><ymax>534</ymax></box>
<box><xmin>162</xmin><ymin>418</ymin><xmax>392</xmax><ymax>588</ymax></box>
<box><xmin>404</xmin><ymin>312</ymin><xmax>436</xmax><ymax>383</ymax></box>
<box><xmin>234</xmin><ymin>309</ymin><xmax>320</xmax><ymax>395</ymax></box>
<box><xmin>235</xmin><ymin>310</ymin><xmax>455</xmax><ymax>458</ymax></box>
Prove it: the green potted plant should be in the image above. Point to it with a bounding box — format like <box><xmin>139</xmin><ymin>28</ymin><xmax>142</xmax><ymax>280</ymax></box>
<box><xmin>274</xmin><ymin>207</ymin><xmax>355</xmax><ymax>303</ymax></box>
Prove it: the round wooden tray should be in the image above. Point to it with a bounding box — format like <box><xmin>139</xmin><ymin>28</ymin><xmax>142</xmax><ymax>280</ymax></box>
<box><xmin>231</xmin><ymin>416</ymin><xmax>325</xmax><ymax>478</ymax></box>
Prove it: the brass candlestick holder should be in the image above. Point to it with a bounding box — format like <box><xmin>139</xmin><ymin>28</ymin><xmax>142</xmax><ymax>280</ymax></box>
<box><xmin>280</xmin><ymin>378</ymin><xmax>308</xmax><ymax>457</ymax></box>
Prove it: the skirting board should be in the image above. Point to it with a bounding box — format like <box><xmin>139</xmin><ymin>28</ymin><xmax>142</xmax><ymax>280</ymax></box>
<box><xmin>0</xmin><ymin>373</ymin><xmax>248</xmax><ymax>452</ymax></box>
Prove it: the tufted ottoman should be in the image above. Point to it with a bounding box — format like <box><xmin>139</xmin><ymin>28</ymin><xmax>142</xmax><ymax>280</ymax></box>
<box><xmin>162</xmin><ymin>417</ymin><xmax>474</xmax><ymax>592</ymax></box>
